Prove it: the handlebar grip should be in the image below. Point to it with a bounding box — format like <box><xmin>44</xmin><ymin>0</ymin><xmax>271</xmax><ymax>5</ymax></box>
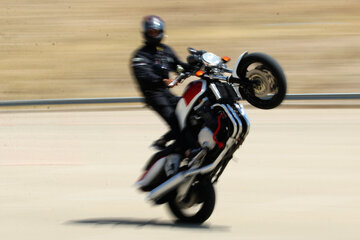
<box><xmin>168</xmin><ymin>79</ymin><xmax>178</xmax><ymax>87</ymax></box>
<box><xmin>168</xmin><ymin>73</ymin><xmax>186</xmax><ymax>87</ymax></box>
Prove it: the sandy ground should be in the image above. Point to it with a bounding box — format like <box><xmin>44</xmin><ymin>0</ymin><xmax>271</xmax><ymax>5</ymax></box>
<box><xmin>1</xmin><ymin>106</ymin><xmax>359</xmax><ymax>240</ymax></box>
<box><xmin>1</xmin><ymin>0</ymin><xmax>360</xmax><ymax>100</ymax></box>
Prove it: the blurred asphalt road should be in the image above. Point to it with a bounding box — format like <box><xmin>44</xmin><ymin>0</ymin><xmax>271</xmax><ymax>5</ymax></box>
<box><xmin>0</xmin><ymin>106</ymin><xmax>359</xmax><ymax>240</ymax></box>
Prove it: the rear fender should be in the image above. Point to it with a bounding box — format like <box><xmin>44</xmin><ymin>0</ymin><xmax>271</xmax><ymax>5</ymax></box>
<box><xmin>136</xmin><ymin>157</ymin><xmax>166</xmax><ymax>189</ymax></box>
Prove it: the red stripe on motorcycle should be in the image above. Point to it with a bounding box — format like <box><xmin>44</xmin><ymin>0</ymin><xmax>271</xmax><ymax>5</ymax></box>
<box><xmin>183</xmin><ymin>81</ymin><xmax>203</xmax><ymax>106</ymax></box>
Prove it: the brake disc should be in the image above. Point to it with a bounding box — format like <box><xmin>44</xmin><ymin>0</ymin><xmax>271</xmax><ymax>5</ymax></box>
<box><xmin>246</xmin><ymin>68</ymin><xmax>277</xmax><ymax>98</ymax></box>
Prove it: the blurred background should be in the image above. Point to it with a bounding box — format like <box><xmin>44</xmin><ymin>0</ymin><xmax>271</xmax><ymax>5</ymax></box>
<box><xmin>0</xmin><ymin>0</ymin><xmax>359</xmax><ymax>100</ymax></box>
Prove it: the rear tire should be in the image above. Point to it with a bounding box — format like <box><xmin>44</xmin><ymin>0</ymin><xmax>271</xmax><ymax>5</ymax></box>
<box><xmin>168</xmin><ymin>178</ymin><xmax>215</xmax><ymax>224</ymax></box>
<box><xmin>237</xmin><ymin>52</ymin><xmax>287</xmax><ymax>109</ymax></box>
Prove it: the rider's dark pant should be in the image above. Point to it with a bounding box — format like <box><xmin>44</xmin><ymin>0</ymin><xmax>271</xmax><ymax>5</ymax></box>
<box><xmin>152</xmin><ymin>104</ymin><xmax>179</xmax><ymax>141</ymax></box>
<box><xmin>145</xmin><ymin>91</ymin><xmax>181</xmax><ymax>142</ymax></box>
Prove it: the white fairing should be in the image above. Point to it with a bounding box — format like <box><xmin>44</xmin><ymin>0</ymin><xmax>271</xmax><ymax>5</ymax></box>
<box><xmin>176</xmin><ymin>80</ymin><xmax>207</xmax><ymax>130</ymax></box>
<box><xmin>231</xmin><ymin>51</ymin><xmax>248</xmax><ymax>78</ymax></box>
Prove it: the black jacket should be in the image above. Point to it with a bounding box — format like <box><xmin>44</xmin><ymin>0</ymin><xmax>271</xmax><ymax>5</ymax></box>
<box><xmin>131</xmin><ymin>43</ymin><xmax>188</xmax><ymax>100</ymax></box>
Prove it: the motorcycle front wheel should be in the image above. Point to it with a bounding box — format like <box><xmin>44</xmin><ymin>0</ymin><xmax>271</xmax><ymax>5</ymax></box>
<box><xmin>168</xmin><ymin>178</ymin><xmax>215</xmax><ymax>224</ymax></box>
<box><xmin>236</xmin><ymin>52</ymin><xmax>287</xmax><ymax>109</ymax></box>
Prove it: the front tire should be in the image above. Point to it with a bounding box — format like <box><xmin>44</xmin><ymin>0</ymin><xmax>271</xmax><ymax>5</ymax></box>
<box><xmin>168</xmin><ymin>178</ymin><xmax>215</xmax><ymax>224</ymax></box>
<box><xmin>237</xmin><ymin>52</ymin><xmax>287</xmax><ymax>109</ymax></box>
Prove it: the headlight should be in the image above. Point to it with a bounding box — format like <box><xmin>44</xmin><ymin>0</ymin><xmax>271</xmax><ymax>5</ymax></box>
<box><xmin>202</xmin><ymin>52</ymin><xmax>221</xmax><ymax>67</ymax></box>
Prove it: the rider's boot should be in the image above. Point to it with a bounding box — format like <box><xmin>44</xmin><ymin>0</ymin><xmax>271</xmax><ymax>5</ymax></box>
<box><xmin>151</xmin><ymin>130</ymin><xmax>177</xmax><ymax>150</ymax></box>
<box><xmin>151</xmin><ymin>137</ymin><xmax>167</xmax><ymax>150</ymax></box>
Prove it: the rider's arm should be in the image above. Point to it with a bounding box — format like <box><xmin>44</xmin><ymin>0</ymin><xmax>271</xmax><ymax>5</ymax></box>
<box><xmin>166</xmin><ymin>46</ymin><xmax>192</xmax><ymax>72</ymax></box>
<box><xmin>131</xmin><ymin>53</ymin><xmax>165</xmax><ymax>88</ymax></box>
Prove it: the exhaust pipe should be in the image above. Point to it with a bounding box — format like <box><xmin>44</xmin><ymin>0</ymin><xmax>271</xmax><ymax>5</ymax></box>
<box><xmin>146</xmin><ymin>172</ymin><xmax>187</xmax><ymax>202</ymax></box>
<box><xmin>146</xmin><ymin>162</ymin><xmax>220</xmax><ymax>202</ymax></box>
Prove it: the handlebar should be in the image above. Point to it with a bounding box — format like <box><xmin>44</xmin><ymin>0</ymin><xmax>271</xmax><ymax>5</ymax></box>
<box><xmin>210</xmin><ymin>75</ymin><xmax>229</xmax><ymax>81</ymax></box>
<box><xmin>168</xmin><ymin>72</ymin><xmax>233</xmax><ymax>88</ymax></box>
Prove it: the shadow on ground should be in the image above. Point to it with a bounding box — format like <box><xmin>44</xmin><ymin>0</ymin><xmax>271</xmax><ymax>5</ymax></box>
<box><xmin>66</xmin><ymin>217</ymin><xmax>229</xmax><ymax>231</ymax></box>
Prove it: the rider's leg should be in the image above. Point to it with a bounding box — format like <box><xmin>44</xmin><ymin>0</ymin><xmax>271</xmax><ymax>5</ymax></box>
<box><xmin>151</xmin><ymin>104</ymin><xmax>180</xmax><ymax>149</ymax></box>
<box><xmin>145</xmin><ymin>92</ymin><xmax>180</xmax><ymax>149</ymax></box>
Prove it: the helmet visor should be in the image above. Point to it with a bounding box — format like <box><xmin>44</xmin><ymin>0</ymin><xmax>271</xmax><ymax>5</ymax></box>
<box><xmin>146</xmin><ymin>29</ymin><xmax>162</xmax><ymax>38</ymax></box>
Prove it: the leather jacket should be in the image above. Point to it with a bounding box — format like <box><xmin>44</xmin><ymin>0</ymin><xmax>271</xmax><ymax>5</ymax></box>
<box><xmin>131</xmin><ymin>43</ymin><xmax>189</xmax><ymax>98</ymax></box>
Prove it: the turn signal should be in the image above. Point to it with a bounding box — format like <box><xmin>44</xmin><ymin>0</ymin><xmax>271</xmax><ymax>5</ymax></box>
<box><xmin>195</xmin><ymin>70</ymin><xmax>205</xmax><ymax>77</ymax></box>
<box><xmin>222</xmin><ymin>56</ymin><xmax>231</xmax><ymax>62</ymax></box>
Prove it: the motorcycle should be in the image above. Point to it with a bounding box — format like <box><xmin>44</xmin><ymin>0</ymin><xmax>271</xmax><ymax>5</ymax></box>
<box><xmin>135</xmin><ymin>47</ymin><xmax>287</xmax><ymax>224</ymax></box>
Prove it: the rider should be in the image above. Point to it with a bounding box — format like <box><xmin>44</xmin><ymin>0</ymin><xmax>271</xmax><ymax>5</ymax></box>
<box><xmin>131</xmin><ymin>15</ymin><xmax>190</xmax><ymax>150</ymax></box>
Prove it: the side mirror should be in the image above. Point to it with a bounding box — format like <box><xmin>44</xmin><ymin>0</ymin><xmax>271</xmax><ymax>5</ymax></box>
<box><xmin>188</xmin><ymin>47</ymin><xmax>197</xmax><ymax>54</ymax></box>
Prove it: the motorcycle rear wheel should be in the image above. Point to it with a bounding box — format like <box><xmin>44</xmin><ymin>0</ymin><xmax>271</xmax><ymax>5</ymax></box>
<box><xmin>236</xmin><ymin>52</ymin><xmax>287</xmax><ymax>109</ymax></box>
<box><xmin>168</xmin><ymin>178</ymin><xmax>215</xmax><ymax>224</ymax></box>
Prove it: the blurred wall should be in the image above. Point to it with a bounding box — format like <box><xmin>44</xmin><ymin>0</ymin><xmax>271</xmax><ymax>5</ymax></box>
<box><xmin>0</xmin><ymin>0</ymin><xmax>359</xmax><ymax>100</ymax></box>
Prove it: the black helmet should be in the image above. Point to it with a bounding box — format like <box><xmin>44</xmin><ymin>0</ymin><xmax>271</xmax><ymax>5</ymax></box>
<box><xmin>142</xmin><ymin>15</ymin><xmax>165</xmax><ymax>46</ymax></box>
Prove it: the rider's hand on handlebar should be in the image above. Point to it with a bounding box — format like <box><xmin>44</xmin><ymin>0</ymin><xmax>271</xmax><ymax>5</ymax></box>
<box><xmin>163</xmin><ymin>78</ymin><xmax>177</xmax><ymax>88</ymax></box>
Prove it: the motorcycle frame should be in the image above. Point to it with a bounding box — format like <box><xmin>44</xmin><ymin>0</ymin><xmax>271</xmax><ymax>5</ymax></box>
<box><xmin>147</xmin><ymin>83</ymin><xmax>250</xmax><ymax>202</ymax></box>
